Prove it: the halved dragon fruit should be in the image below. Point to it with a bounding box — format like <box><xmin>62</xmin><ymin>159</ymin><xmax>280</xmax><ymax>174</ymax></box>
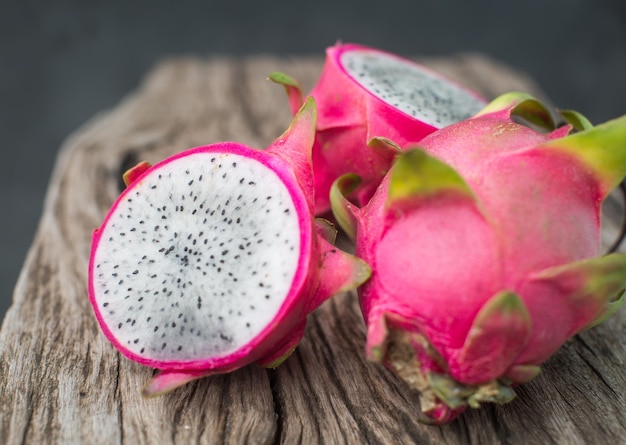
<box><xmin>270</xmin><ymin>42</ymin><xmax>487</xmax><ymax>214</ymax></box>
<box><xmin>88</xmin><ymin>99</ymin><xmax>370</xmax><ymax>396</ymax></box>
<box><xmin>331</xmin><ymin>92</ymin><xmax>626</xmax><ymax>423</ymax></box>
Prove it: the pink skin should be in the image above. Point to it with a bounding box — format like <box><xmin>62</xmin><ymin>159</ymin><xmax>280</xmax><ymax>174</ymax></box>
<box><xmin>89</xmin><ymin>99</ymin><xmax>370</xmax><ymax>395</ymax></box>
<box><xmin>332</xmin><ymin>93</ymin><xmax>626</xmax><ymax>422</ymax></box>
<box><xmin>273</xmin><ymin>43</ymin><xmax>487</xmax><ymax>214</ymax></box>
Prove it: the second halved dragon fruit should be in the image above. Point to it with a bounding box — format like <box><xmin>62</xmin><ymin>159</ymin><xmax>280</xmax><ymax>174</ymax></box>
<box><xmin>331</xmin><ymin>93</ymin><xmax>626</xmax><ymax>423</ymax></box>
<box><xmin>270</xmin><ymin>42</ymin><xmax>487</xmax><ymax>214</ymax></box>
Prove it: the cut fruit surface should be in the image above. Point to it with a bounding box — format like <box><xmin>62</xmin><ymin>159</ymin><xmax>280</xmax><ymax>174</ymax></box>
<box><xmin>90</xmin><ymin>147</ymin><xmax>308</xmax><ymax>366</ymax></box>
<box><xmin>340</xmin><ymin>49</ymin><xmax>486</xmax><ymax>127</ymax></box>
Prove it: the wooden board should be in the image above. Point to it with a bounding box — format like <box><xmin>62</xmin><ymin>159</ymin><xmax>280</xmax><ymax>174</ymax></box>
<box><xmin>1</xmin><ymin>54</ymin><xmax>625</xmax><ymax>444</ymax></box>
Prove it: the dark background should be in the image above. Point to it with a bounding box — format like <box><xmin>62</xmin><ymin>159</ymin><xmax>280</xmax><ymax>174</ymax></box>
<box><xmin>1</xmin><ymin>0</ymin><xmax>625</xmax><ymax>322</ymax></box>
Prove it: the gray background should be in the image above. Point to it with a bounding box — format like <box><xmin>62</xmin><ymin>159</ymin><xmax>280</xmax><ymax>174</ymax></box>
<box><xmin>1</xmin><ymin>0</ymin><xmax>625</xmax><ymax>322</ymax></box>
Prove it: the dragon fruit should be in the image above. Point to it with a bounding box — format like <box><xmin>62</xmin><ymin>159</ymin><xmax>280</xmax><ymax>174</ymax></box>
<box><xmin>88</xmin><ymin>98</ymin><xmax>370</xmax><ymax>396</ymax></box>
<box><xmin>269</xmin><ymin>42</ymin><xmax>487</xmax><ymax>214</ymax></box>
<box><xmin>331</xmin><ymin>92</ymin><xmax>626</xmax><ymax>423</ymax></box>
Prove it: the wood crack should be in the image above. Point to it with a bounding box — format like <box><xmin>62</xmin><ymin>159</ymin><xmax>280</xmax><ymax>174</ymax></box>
<box><xmin>267</xmin><ymin>369</ymin><xmax>284</xmax><ymax>445</ymax></box>
<box><xmin>114</xmin><ymin>354</ymin><xmax>124</xmax><ymax>445</ymax></box>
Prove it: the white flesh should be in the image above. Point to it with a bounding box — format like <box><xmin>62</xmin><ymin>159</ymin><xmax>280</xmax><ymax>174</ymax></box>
<box><xmin>92</xmin><ymin>152</ymin><xmax>301</xmax><ymax>362</ymax></box>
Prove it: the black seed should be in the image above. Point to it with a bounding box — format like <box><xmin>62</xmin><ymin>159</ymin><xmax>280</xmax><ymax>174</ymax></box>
<box><xmin>133</xmin><ymin>339</ymin><xmax>139</xmax><ymax>344</ymax></box>
<box><xmin>154</xmin><ymin>326</ymin><xmax>159</xmax><ymax>332</ymax></box>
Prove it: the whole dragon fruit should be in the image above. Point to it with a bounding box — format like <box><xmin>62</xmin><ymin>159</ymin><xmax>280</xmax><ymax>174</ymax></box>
<box><xmin>88</xmin><ymin>99</ymin><xmax>370</xmax><ymax>396</ymax></box>
<box><xmin>331</xmin><ymin>92</ymin><xmax>626</xmax><ymax>423</ymax></box>
<box><xmin>269</xmin><ymin>42</ymin><xmax>487</xmax><ymax>214</ymax></box>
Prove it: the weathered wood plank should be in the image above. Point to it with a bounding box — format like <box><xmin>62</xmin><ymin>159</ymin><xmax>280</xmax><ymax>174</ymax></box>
<box><xmin>1</xmin><ymin>54</ymin><xmax>624</xmax><ymax>444</ymax></box>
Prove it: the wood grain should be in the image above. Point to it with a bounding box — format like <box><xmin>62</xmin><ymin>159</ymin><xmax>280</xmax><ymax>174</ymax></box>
<box><xmin>1</xmin><ymin>54</ymin><xmax>624</xmax><ymax>444</ymax></box>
